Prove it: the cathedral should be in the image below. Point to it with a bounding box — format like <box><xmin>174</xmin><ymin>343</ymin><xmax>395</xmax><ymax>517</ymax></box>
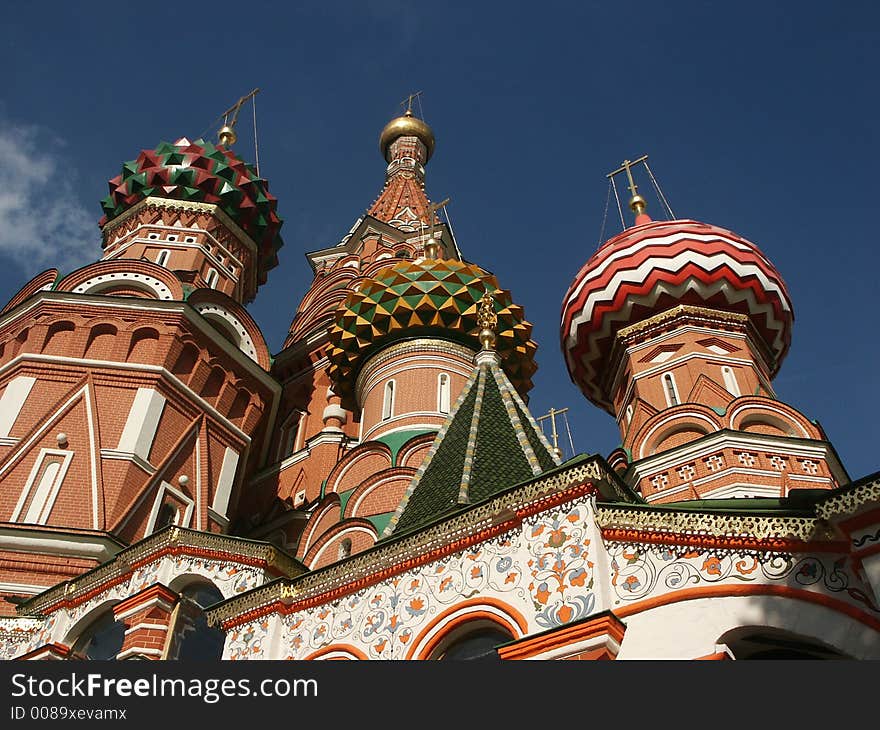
<box><xmin>0</xmin><ymin>104</ymin><xmax>878</xmax><ymax>661</ymax></box>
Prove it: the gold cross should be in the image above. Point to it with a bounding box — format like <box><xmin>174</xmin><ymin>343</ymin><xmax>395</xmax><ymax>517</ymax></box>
<box><xmin>221</xmin><ymin>88</ymin><xmax>261</xmax><ymax>128</ymax></box>
<box><xmin>537</xmin><ymin>407</ymin><xmax>569</xmax><ymax>453</ymax></box>
<box><xmin>400</xmin><ymin>91</ymin><xmax>423</xmax><ymax>114</ymax></box>
<box><xmin>606</xmin><ymin>154</ymin><xmax>649</xmax><ymax>198</ymax></box>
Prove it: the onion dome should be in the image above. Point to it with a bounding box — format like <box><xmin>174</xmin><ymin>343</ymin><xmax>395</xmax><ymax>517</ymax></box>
<box><xmin>327</xmin><ymin>259</ymin><xmax>537</xmax><ymax>403</ymax></box>
<box><xmin>379</xmin><ymin>110</ymin><xmax>435</xmax><ymax>162</ymax></box>
<box><xmin>560</xmin><ymin>218</ymin><xmax>794</xmax><ymax>413</ymax></box>
<box><xmin>98</xmin><ymin>137</ymin><xmax>283</xmax><ymax>283</ymax></box>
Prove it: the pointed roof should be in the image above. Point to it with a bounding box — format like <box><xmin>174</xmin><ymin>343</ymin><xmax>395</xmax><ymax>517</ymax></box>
<box><xmin>384</xmin><ymin>350</ymin><xmax>562</xmax><ymax>537</ymax></box>
<box><xmin>367</xmin><ymin>174</ymin><xmax>438</xmax><ymax>231</ymax></box>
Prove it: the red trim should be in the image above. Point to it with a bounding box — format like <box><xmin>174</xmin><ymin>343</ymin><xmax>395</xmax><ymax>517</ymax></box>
<box><xmin>39</xmin><ymin>546</ymin><xmax>281</xmax><ymax>615</ymax></box>
<box><xmin>16</xmin><ymin>642</ymin><xmax>72</xmax><ymax>661</ymax></box>
<box><xmin>223</xmin><ymin>482</ymin><xmax>598</xmax><ymax>629</ymax></box>
<box><xmin>111</xmin><ymin>583</ymin><xmax>178</xmax><ymax>617</ymax></box>
<box><xmin>614</xmin><ymin>584</ymin><xmax>880</xmax><ymax>632</ymax></box>
<box><xmin>839</xmin><ymin>509</ymin><xmax>880</xmax><ymax>534</ymax></box>
<box><xmin>303</xmin><ymin>644</ymin><xmax>368</xmax><ymax>661</ymax></box>
<box><xmin>695</xmin><ymin>651</ymin><xmax>731</xmax><ymax>660</ymax></box>
<box><xmin>407</xmin><ymin>598</ymin><xmax>529</xmax><ymax>660</ymax></box>
<box><xmin>600</xmin><ymin>527</ymin><xmax>848</xmax><ymax>554</ymax></box>
<box><xmin>498</xmin><ymin>613</ymin><xmax>626</xmax><ymax>660</ymax></box>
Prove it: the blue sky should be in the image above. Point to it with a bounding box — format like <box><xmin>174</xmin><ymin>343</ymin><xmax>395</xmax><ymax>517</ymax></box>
<box><xmin>1</xmin><ymin>1</ymin><xmax>877</xmax><ymax>479</ymax></box>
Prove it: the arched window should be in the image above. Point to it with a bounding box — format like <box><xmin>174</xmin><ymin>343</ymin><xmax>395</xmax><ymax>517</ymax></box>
<box><xmin>625</xmin><ymin>404</ymin><xmax>634</xmax><ymax>425</ymax></box>
<box><xmin>205</xmin><ymin>269</ymin><xmax>219</xmax><ymax>289</ymax></box>
<box><xmin>168</xmin><ymin>584</ymin><xmax>226</xmax><ymax>661</ymax></box>
<box><xmin>722</xmin><ymin>366</ymin><xmax>741</xmax><ymax>397</ymax></box>
<box><xmin>155</xmin><ymin>249</ymin><xmax>171</xmax><ymax>267</ymax></box>
<box><xmin>663</xmin><ymin>372</ymin><xmax>680</xmax><ymax>407</ymax></box>
<box><xmin>438</xmin><ymin>373</ymin><xmax>451</xmax><ymax>414</ymax></box>
<box><xmin>722</xmin><ymin>628</ymin><xmax>850</xmax><ymax>660</ymax></box>
<box><xmin>382</xmin><ymin>380</ymin><xmax>395</xmax><ymax>421</ymax></box>
<box><xmin>71</xmin><ymin>609</ymin><xmax>126</xmax><ymax>660</ymax></box>
<box><xmin>338</xmin><ymin>538</ymin><xmax>352</xmax><ymax>561</ymax></box>
<box><xmin>436</xmin><ymin>625</ymin><xmax>513</xmax><ymax>661</ymax></box>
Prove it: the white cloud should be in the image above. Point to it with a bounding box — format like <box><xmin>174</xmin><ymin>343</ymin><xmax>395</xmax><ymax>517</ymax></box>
<box><xmin>0</xmin><ymin>121</ymin><xmax>98</xmax><ymax>274</ymax></box>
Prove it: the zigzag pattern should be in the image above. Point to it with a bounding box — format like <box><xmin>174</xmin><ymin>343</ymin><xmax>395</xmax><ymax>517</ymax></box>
<box><xmin>560</xmin><ymin>220</ymin><xmax>794</xmax><ymax>412</ymax></box>
<box><xmin>327</xmin><ymin>259</ymin><xmax>537</xmax><ymax>403</ymax></box>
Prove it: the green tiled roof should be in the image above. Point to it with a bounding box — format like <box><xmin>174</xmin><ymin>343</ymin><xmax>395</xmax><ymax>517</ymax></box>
<box><xmin>385</xmin><ymin>351</ymin><xmax>562</xmax><ymax>537</ymax></box>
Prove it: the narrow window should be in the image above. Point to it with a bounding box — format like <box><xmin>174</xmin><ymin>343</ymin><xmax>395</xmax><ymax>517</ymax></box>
<box><xmin>663</xmin><ymin>372</ymin><xmax>680</xmax><ymax>407</ymax></box>
<box><xmin>155</xmin><ymin>249</ymin><xmax>171</xmax><ymax>267</ymax></box>
<box><xmin>722</xmin><ymin>366</ymin><xmax>741</xmax><ymax>397</ymax></box>
<box><xmin>279</xmin><ymin>412</ymin><xmax>302</xmax><ymax>459</ymax></box>
<box><xmin>438</xmin><ymin>373</ymin><xmax>451</xmax><ymax>414</ymax></box>
<box><xmin>205</xmin><ymin>269</ymin><xmax>219</xmax><ymax>289</ymax></box>
<box><xmin>23</xmin><ymin>460</ymin><xmax>62</xmax><ymax>523</ymax></box>
<box><xmin>382</xmin><ymin>380</ymin><xmax>395</xmax><ymax>421</ymax></box>
<box><xmin>14</xmin><ymin>450</ymin><xmax>73</xmax><ymax>525</ymax></box>
<box><xmin>625</xmin><ymin>404</ymin><xmax>634</xmax><ymax>424</ymax></box>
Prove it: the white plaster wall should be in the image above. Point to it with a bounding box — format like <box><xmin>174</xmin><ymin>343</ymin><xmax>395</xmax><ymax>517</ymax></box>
<box><xmin>615</xmin><ymin>595</ymin><xmax>880</xmax><ymax>659</ymax></box>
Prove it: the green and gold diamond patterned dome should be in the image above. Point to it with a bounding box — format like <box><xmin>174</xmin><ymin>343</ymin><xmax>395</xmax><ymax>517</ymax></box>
<box><xmin>98</xmin><ymin>137</ymin><xmax>283</xmax><ymax>284</ymax></box>
<box><xmin>327</xmin><ymin>259</ymin><xmax>538</xmax><ymax>403</ymax></box>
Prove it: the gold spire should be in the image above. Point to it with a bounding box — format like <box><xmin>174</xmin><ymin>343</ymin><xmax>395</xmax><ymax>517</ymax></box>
<box><xmin>379</xmin><ymin>93</ymin><xmax>435</xmax><ymax>162</ymax></box>
<box><xmin>607</xmin><ymin>154</ymin><xmax>649</xmax><ymax>219</ymax></box>
<box><xmin>477</xmin><ymin>291</ymin><xmax>498</xmax><ymax>350</ymax></box>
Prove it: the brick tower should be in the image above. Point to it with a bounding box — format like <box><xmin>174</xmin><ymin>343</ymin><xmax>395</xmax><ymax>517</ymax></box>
<box><xmin>560</xmin><ymin>160</ymin><xmax>847</xmax><ymax>502</ymax></box>
<box><xmin>0</xmin><ymin>132</ymin><xmax>283</xmax><ymax>614</ymax></box>
<box><xmin>246</xmin><ymin>107</ymin><xmax>540</xmax><ymax>568</ymax></box>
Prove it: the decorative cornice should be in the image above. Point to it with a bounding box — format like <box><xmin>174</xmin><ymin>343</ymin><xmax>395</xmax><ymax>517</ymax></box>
<box><xmin>617</xmin><ymin>304</ymin><xmax>750</xmax><ymax>341</ymax></box>
<box><xmin>595</xmin><ymin>503</ymin><xmax>834</xmax><ymax>551</ymax></box>
<box><xmin>817</xmin><ymin>474</ymin><xmax>880</xmax><ymax>521</ymax></box>
<box><xmin>18</xmin><ymin>526</ymin><xmax>305</xmax><ymax>617</ymax></box>
<box><xmin>207</xmin><ymin>457</ymin><xmax>625</xmax><ymax>628</ymax></box>
<box><xmin>102</xmin><ymin>197</ymin><xmax>257</xmax><ymax>257</ymax></box>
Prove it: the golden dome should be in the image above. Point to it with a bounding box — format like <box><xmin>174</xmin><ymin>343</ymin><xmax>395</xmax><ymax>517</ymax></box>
<box><xmin>379</xmin><ymin>110</ymin><xmax>435</xmax><ymax>163</ymax></box>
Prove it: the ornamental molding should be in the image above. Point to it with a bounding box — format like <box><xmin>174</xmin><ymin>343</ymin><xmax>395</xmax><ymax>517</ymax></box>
<box><xmin>18</xmin><ymin>527</ymin><xmax>305</xmax><ymax>617</ymax></box>
<box><xmin>207</xmin><ymin>457</ymin><xmax>617</xmax><ymax>627</ymax></box>
<box><xmin>628</xmin><ymin>429</ymin><xmax>840</xmax><ymax>479</ymax></box>
<box><xmin>595</xmin><ymin>503</ymin><xmax>824</xmax><ymax>546</ymax></box>
<box><xmin>101</xmin><ymin>197</ymin><xmax>258</xmax><ymax>256</ymax></box>
<box><xmin>617</xmin><ymin>304</ymin><xmax>750</xmax><ymax>342</ymax></box>
<box><xmin>817</xmin><ymin>475</ymin><xmax>880</xmax><ymax>521</ymax></box>
<box><xmin>355</xmin><ymin>337</ymin><xmax>475</xmax><ymax>398</ymax></box>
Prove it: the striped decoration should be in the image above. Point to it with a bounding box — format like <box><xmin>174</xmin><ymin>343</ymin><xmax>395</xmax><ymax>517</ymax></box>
<box><xmin>560</xmin><ymin>219</ymin><xmax>794</xmax><ymax>413</ymax></box>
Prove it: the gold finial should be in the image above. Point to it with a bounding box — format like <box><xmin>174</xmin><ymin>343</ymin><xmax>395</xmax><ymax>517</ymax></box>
<box><xmin>477</xmin><ymin>291</ymin><xmax>498</xmax><ymax>350</ymax></box>
<box><xmin>215</xmin><ymin>87</ymin><xmax>261</xmax><ymax>147</ymax></box>
<box><xmin>607</xmin><ymin>154</ymin><xmax>649</xmax><ymax>219</ymax></box>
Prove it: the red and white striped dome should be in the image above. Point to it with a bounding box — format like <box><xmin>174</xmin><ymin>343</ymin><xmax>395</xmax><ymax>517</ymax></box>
<box><xmin>560</xmin><ymin>218</ymin><xmax>794</xmax><ymax>413</ymax></box>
